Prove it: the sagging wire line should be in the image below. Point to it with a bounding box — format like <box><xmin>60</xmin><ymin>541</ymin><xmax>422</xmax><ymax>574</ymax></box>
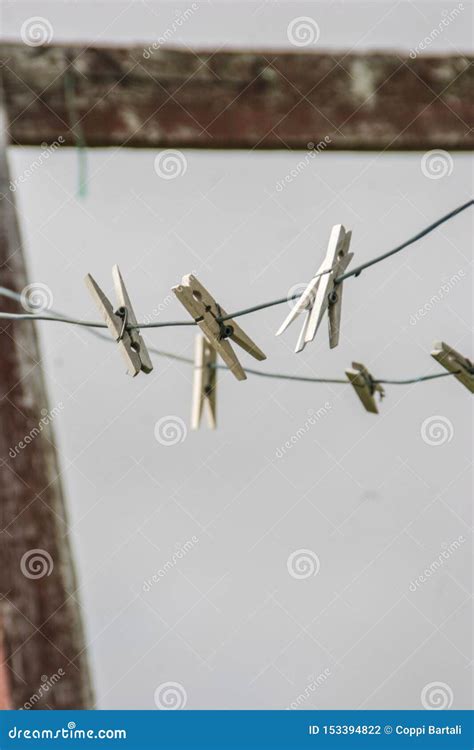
<box><xmin>0</xmin><ymin>201</ymin><xmax>470</xmax><ymax>386</ymax></box>
<box><xmin>0</xmin><ymin>288</ymin><xmax>195</xmax><ymax>365</ymax></box>
<box><xmin>0</xmin><ymin>200</ymin><xmax>471</xmax><ymax>332</ymax></box>
<box><xmin>336</xmin><ymin>198</ymin><xmax>474</xmax><ymax>283</ymax></box>
<box><xmin>0</xmin><ymin>311</ymin><xmax>195</xmax><ymax>329</ymax></box>
<box><xmin>219</xmin><ymin>199</ymin><xmax>474</xmax><ymax>322</ymax></box>
<box><xmin>214</xmin><ymin>365</ymin><xmax>458</xmax><ymax>386</ymax></box>
<box><xmin>0</xmin><ymin>287</ymin><xmax>460</xmax><ymax>388</ymax></box>
<box><xmin>0</xmin><ymin>311</ymin><xmax>108</xmax><ymax>328</ymax></box>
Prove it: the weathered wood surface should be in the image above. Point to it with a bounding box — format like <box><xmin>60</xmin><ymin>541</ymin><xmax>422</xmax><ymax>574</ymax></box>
<box><xmin>0</xmin><ymin>622</ymin><xmax>12</xmax><ymax>708</ymax></box>
<box><xmin>0</xmin><ymin>101</ymin><xmax>94</xmax><ymax>708</ymax></box>
<box><xmin>1</xmin><ymin>44</ymin><xmax>472</xmax><ymax>150</ymax></box>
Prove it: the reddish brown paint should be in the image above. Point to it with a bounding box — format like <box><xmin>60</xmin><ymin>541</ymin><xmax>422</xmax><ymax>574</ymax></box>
<box><xmin>1</xmin><ymin>45</ymin><xmax>472</xmax><ymax>150</ymax></box>
<box><xmin>0</xmin><ymin>103</ymin><xmax>94</xmax><ymax>709</ymax></box>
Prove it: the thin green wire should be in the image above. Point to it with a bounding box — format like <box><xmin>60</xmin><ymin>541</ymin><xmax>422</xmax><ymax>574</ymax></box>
<box><xmin>64</xmin><ymin>69</ymin><xmax>88</xmax><ymax>199</ymax></box>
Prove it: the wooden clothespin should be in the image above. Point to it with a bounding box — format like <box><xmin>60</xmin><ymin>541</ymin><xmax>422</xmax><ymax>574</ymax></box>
<box><xmin>431</xmin><ymin>341</ymin><xmax>474</xmax><ymax>393</ymax></box>
<box><xmin>172</xmin><ymin>274</ymin><xmax>266</xmax><ymax>381</ymax></box>
<box><xmin>85</xmin><ymin>265</ymin><xmax>153</xmax><ymax>377</ymax></box>
<box><xmin>345</xmin><ymin>362</ymin><xmax>385</xmax><ymax>414</ymax></box>
<box><xmin>192</xmin><ymin>335</ymin><xmax>217</xmax><ymax>429</ymax></box>
<box><xmin>276</xmin><ymin>224</ymin><xmax>353</xmax><ymax>352</ymax></box>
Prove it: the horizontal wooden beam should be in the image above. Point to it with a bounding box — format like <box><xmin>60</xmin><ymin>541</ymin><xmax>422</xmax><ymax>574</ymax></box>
<box><xmin>1</xmin><ymin>44</ymin><xmax>472</xmax><ymax>150</ymax></box>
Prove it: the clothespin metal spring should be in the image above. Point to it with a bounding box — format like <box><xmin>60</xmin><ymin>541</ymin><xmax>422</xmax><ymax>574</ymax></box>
<box><xmin>115</xmin><ymin>306</ymin><xmax>129</xmax><ymax>343</ymax></box>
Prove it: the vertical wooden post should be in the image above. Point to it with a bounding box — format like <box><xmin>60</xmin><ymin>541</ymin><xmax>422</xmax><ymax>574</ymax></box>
<box><xmin>0</xmin><ymin>103</ymin><xmax>94</xmax><ymax>708</ymax></box>
<box><xmin>0</xmin><ymin>620</ymin><xmax>12</xmax><ymax>708</ymax></box>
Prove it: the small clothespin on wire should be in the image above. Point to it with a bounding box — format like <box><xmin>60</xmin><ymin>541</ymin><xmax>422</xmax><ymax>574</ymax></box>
<box><xmin>276</xmin><ymin>224</ymin><xmax>353</xmax><ymax>352</ymax></box>
<box><xmin>192</xmin><ymin>335</ymin><xmax>217</xmax><ymax>429</ymax></box>
<box><xmin>345</xmin><ymin>362</ymin><xmax>385</xmax><ymax>414</ymax></box>
<box><xmin>85</xmin><ymin>265</ymin><xmax>153</xmax><ymax>376</ymax></box>
<box><xmin>172</xmin><ymin>274</ymin><xmax>266</xmax><ymax>381</ymax></box>
<box><xmin>431</xmin><ymin>341</ymin><xmax>474</xmax><ymax>393</ymax></box>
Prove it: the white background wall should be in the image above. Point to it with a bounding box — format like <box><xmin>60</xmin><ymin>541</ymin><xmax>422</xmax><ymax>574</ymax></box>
<box><xmin>2</xmin><ymin>1</ymin><xmax>472</xmax><ymax>710</ymax></box>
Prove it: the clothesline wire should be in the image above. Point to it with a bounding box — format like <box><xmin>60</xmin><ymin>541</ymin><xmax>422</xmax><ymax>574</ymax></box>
<box><xmin>335</xmin><ymin>198</ymin><xmax>473</xmax><ymax>283</ymax></box>
<box><xmin>0</xmin><ymin>201</ymin><xmax>470</xmax><ymax>387</ymax></box>
<box><xmin>216</xmin><ymin>366</ymin><xmax>458</xmax><ymax>386</ymax></box>
<box><xmin>215</xmin><ymin>198</ymin><xmax>474</xmax><ymax>322</ymax></box>
<box><xmin>0</xmin><ymin>289</ymin><xmax>460</xmax><ymax>385</ymax></box>
<box><xmin>0</xmin><ymin>200</ymin><xmax>471</xmax><ymax>331</ymax></box>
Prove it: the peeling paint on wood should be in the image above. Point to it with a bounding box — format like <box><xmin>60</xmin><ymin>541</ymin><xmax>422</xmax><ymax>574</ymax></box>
<box><xmin>0</xmin><ymin>103</ymin><xmax>94</xmax><ymax>709</ymax></box>
<box><xmin>0</xmin><ymin>44</ymin><xmax>472</xmax><ymax>150</ymax></box>
<box><xmin>0</xmin><ymin>619</ymin><xmax>12</xmax><ymax>708</ymax></box>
